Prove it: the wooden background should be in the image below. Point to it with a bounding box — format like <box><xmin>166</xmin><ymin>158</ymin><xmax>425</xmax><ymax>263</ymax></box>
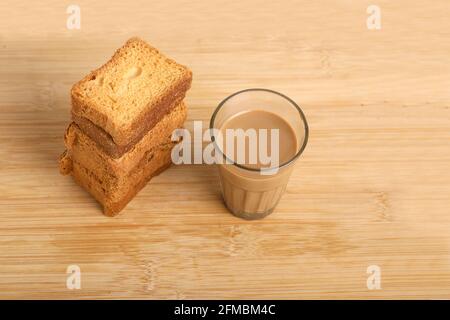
<box><xmin>0</xmin><ymin>0</ymin><xmax>449</xmax><ymax>299</ymax></box>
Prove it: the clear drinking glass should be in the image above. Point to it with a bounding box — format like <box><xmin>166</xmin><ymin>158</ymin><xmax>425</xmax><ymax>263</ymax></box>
<box><xmin>210</xmin><ymin>88</ymin><xmax>309</xmax><ymax>220</ymax></box>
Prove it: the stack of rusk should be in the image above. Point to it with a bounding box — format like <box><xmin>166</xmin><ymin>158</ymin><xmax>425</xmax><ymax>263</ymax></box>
<box><xmin>59</xmin><ymin>37</ymin><xmax>192</xmax><ymax>216</ymax></box>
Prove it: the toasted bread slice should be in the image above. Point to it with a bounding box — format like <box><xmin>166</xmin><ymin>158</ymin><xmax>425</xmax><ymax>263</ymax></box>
<box><xmin>64</xmin><ymin>102</ymin><xmax>187</xmax><ymax>175</ymax></box>
<box><xmin>62</xmin><ymin>143</ymin><xmax>174</xmax><ymax>216</ymax></box>
<box><xmin>71</xmin><ymin>37</ymin><xmax>192</xmax><ymax>147</ymax></box>
<box><xmin>71</xmin><ymin>97</ymin><xmax>183</xmax><ymax>158</ymax></box>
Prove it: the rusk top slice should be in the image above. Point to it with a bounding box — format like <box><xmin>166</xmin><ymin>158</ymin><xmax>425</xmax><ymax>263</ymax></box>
<box><xmin>71</xmin><ymin>37</ymin><xmax>192</xmax><ymax>146</ymax></box>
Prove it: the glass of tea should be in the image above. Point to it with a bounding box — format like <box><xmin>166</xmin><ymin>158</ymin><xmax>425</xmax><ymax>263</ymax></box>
<box><xmin>210</xmin><ymin>88</ymin><xmax>309</xmax><ymax>220</ymax></box>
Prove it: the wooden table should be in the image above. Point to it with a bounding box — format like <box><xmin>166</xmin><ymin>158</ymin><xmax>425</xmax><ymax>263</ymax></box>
<box><xmin>1</xmin><ymin>0</ymin><xmax>449</xmax><ymax>299</ymax></box>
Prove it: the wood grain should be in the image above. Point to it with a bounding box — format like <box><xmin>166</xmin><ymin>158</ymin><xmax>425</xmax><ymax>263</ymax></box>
<box><xmin>0</xmin><ymin>0</ymin><xmax>449</xmax><ymax>299</ymax></box>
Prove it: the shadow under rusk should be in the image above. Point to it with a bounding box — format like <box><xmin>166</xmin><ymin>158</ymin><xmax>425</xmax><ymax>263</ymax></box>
<box><xmin>0</xmin><ymin>37</ymin><xmax>121</xmax><ymax>217</ymax></box>
<box><xmin>0</xmin><ymin>41</ymin><xmax>79</xmax><ymax>214</ymax></box>
<box><xmin>0</xmin><ymin>37</ymin><xmax>97</xmax><ymax>171</ymax></box>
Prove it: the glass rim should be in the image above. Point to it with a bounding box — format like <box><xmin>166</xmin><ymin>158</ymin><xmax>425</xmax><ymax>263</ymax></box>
<box><xmin>209</xmin><ymin>88</ymin><xmax>309</xmax><ymax>172</ymax></box>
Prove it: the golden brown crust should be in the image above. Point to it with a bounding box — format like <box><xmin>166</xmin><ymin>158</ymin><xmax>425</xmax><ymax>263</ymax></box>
<box><xmin>103</xmin><ymin>162</ymin><xmax>172</xmax><ymax>216</ymax></box>
<box><xmin>58</xmin><ymin>150</ymin><xmax>73</xmax><ymax>175</ymax></box>
<box><xmin>70</xmin><ymin>37</ymin><xmax>192</xmax><ymax>146</ymax></box>
<box><xmin>64</xmin><ymin>143</ymin><xmax>175</xmax><ymax>216</ymax></box>
<box><xmin>66</xmin><ymin>102</ymin><xmax>187</xmax><ymax>176</ymax></box>
<box><xmin>71</xmin><ymin>78</ymin><xmax>190</xmax><ymax>157</ymax></box>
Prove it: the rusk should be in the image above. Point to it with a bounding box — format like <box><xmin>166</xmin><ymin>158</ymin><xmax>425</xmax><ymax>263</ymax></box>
<box><xmin>71</xmin><ymin>37</ymin><xmax>192</xmax><ymax>147</ymax></box>
<box><xmin>64</xmin><ymin>102</ymin><xmax>187</xmax><ymax>175</ymax></box>
<box><xmin>60</xmin><ymin>143</ymin><xmax>175</xmax><ymax>216</ymax></box>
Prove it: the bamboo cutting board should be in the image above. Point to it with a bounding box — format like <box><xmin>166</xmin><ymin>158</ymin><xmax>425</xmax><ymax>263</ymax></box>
<box><xmin>0</xmin><ymin>0</ymin><xmax>449</xmax><ymax>299</ymax></box>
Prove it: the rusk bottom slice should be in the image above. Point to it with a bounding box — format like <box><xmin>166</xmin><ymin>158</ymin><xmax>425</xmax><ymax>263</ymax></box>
<box><xmin>60</xmin><ymin>143</ymin><xmax>174</xmax><ymax>216</ymax></box>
